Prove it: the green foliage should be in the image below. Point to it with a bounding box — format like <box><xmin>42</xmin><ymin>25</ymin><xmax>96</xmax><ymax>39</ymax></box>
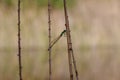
<box><xmin>52</xmin><ymin>0</ymin><xmax>64</xmax><ymax>8</ymax></box>
<box><xmin>5</xmin><ymin>0</ymin><xmax>12</xmax><ymax>6</ymax></box>
<box><xmin>1</xmin><ymin>0</ymin><xmax>13</xmax><ymax>7</ymax></box>
<box><xmin>0</xmin><ymin>0</ymin><xmax>76</xmax><ymax>9</ymax></box>
<box><xmin>56</xmin><ymin>0</ymin><xmax>75</xmax><ymax>8</ymax></box>
<box><xmin>36</xmin><ymin>0</ymin><xmax>75</xmax><ymax>9</ymax></box>
<box><xmin>36</xmin><ymin>0</ymin><xmax>47</xmax><ymax>7</ymax></box>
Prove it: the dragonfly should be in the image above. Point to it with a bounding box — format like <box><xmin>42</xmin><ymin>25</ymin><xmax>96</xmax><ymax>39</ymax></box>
<box><xmin>48</xmin><ymin>30</ymin><xmax>66</xmax><ymax>50</ymax></box>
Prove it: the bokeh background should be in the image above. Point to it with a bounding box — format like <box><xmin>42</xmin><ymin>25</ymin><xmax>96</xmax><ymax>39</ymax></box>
<box><xmin>0</xmin><ymin>0</ymin><xmax>120</xmax><ymax>80</ymax></box>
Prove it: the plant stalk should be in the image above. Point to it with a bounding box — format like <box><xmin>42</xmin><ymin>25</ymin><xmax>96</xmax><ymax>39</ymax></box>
<box><xmin>48</xmin><ymin>0</ymin><xmax>52</xmax><ymax>80</ymax></box>
<box><xmin>18</xmin><ymin>0</ymin><xmax>23</xmax><ymax>80</ymax></box>
<box><xmin>63</xmin><ymin>0</ymin><xmax>79</xmax><ymax>80</ymax></box>
<box><xmin>63</xmin><ymin>0</ymin><xmax>73</xmax><ymax>79</ymax></box>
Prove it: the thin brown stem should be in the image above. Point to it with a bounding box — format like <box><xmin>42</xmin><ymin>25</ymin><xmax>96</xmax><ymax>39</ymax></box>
<box><xmin>63</xmin><ymin>0</ymin><xmax>79</xmax><ymax>80</ymax></box>
<box><xmin>18</xmin><ymin>0</ymin><xmax>22</xmax><ymax>80</ymax></box>
<box><xmin>63</xmin><ymin>0</ymin><xmax>73</xmax><ymax>80</ymax></box>
<box><xmin>71</xmin><ymin>50</ymin><xmax>79</xmax><ymax>80</ymax></box>
<box><xmin>48</xmin><ymin>0</ymin><xmax>52</xmax><ymax>80</ymax></box>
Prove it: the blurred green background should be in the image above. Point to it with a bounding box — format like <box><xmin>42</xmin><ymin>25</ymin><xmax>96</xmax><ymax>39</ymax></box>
<box><xmin>0</xmin><ymin>0</ymin><xmax>120</xmax><ymax>80</ymax></box>
<box><xmin>0</xmin><ymin>0</ymin><xmax>75</xmax><ymax>9</ymax></box>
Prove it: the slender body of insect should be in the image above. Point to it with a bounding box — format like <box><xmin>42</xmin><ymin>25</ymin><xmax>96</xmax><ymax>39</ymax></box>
<box><xmin>48</xmin><ymin>30</ymin><xmax>66</xmax><ymax>50</ymax></box>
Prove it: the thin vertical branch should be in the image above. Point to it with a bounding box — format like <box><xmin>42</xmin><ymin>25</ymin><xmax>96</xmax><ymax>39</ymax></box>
<box><xmin>63</xmin><ymin>0</ymin><xmax>73</xmax><ymax>80</ymax></box>
<box><xmin>71</xmin><ymin>50</ymin><xmax>79</xmax><ymax>80</ymax></box>
<box><xmin>63</xmin><ymin>0</ymin><xmax>79</xmax><ymax>80</ymax></box>
<box><xmin>18</xmin><ymin>0</ymin><xmax>22</xmax><ymax>80</ymax></box>
<box><xmin>48</xmin><ymin>0</ymin><xmax>52</xmax><ymax>80</ymax></box>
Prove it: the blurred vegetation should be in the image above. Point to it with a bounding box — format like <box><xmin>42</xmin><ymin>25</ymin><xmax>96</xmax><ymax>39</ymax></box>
<box><xmin>0</xmin><ymin>0</ymin><xmax>76</xmax><ymax>9</ymax></box>
<box><xmin>0</xmin><ymin>0</ymin><xmax>120</xmax><ymax>80</ymax></box>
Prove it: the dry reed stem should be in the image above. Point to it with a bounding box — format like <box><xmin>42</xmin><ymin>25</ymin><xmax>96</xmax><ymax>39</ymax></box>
<box><xmin>63</xmin><ymin>0</ymin><xmax>79</xmax><ymax>80</ymax></box>
<box><xmin>63</xmin><ymin>0</ymin><xmax>73</xmax><ymax>79</ymax></box>
<box><xmin>48</xmin><ymin>0</ymin><xmax>52</xmax><ymax>80</ymax></box>
<box><xmin>18</xmin><ymin>0</ymin><xmax>23</xmax><ymax>80</ymax></box>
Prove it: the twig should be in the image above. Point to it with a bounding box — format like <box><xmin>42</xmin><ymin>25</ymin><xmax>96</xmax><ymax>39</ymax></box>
<box><xmin>63</xmin><ymin>0</ymin><xmax>73</xmax><ymax>79</ymax></box>
<box><xmin>71</xmin><ymin>49</ymin><xmax>79</xmax><ymax>80</ymax></box>
<box><xmin>48</xmin><ymin>0</ymin><xmax>52</xmax><ymax>79</ymax></box>
<box><xmin>63</xmin><ymin>0</ymin><xmax>79</xmax><ymax>80</ymax></box>
<box><xmin>18</xmin><ymin>0</ymin><xmax>22</xmax><ymax>80</ymax></box>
